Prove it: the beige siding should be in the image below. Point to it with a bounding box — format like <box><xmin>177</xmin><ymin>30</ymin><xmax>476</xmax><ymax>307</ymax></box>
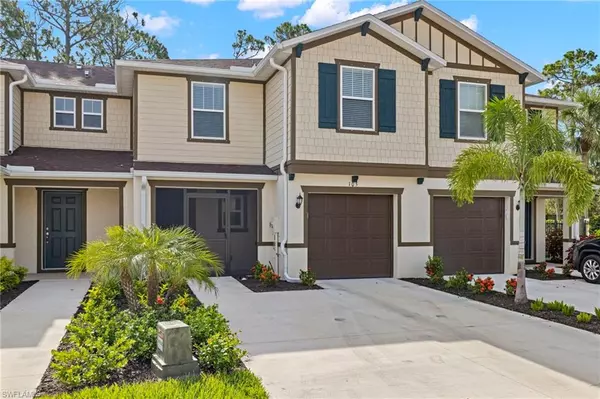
<box><xmin>137</xmin><ymin>74</ymin><xmax>263</xmax><ymax>164</ymax></box>
<box><xmin>0</xmin><ymin>179</ymin><xmax>9</xmax><ymax>244</ymax></box>
<box><xmin>403</xmin><ymin>20</ymin><xmax>416</xmax><ymax>40</ymax></box>
<box><xmin>431</xmin><ymin>27</ymin><xmax>443</xmax><ymax>57</ymax></box>
<box><xmin>23</xmin><ymin>92</ymin><xmax>130</xmax><ymax>150</ymax></box>
<box><xmin>0</xmin><ymin>77</ymin><xmax>5</xmax><ymax>154</ymax></box>
<box><xmin>295</xmin><ymin>32</ymin><xmax>426</xmax><ymax>165</ymax></box>
<box><xmin>471</xmin><ymin>51</ymin><xmax>483</xmax><ymax>67</ymax></box>
<box><xmin>13</xmin><ymin>186</ymin><xmax>121</xmax><ymax>273</ymax></box>
<box><xmin>428</xmin><ymin>67</ymin><xmax>522</xmax><ymax>167</ymax></box>
<box><xmin>13</xmin><ymin>86</ymin><xmax>22</xmax><ymax>150</ymax></box>
<box><xmin>265</xmin><ymin>69</ymin><xmax>284</xmax><ymax>167</ymax></box>
<box><xmin>444</xmin><ymin>36</ymin><xmax>457</xmax><ymax>63</ymax></box>
<box><xmin>416</xmin><ymin>20</ymin><xmax>429</xmax><ymax>48</ymax></box>
<box><xmin>457</xmin><ymin>43</ymin><xmax>469</xmax><ymax>64</ymax></box>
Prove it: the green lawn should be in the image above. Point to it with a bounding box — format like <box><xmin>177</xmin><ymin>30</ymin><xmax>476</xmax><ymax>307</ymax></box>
<box><xmin>40</xmin><ymin>370</ymin><xmax>268</xmax><ymax>399</ymax></box>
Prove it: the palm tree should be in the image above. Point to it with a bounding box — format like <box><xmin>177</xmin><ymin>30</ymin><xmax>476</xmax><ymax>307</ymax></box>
<box><xmin>68</xmin><ymin>226</ymin><xmax>143</xmax><ymax>311</ymax></box>
<box><xmin>68</xmin><ymin>225</ymin><xmax>223</xmax><ymax>309</ymax></box>
<box><xmin>449</xmin><ymin>96</ymin><xmax>595</xmax><ymax>304</ymax></box>
<box><xmin>562</xmin><ymin>88</ymin><xmax>600</xmax><ymax>169</ymax></box>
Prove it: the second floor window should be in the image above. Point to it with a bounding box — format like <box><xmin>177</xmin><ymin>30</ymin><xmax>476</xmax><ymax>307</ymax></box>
<box><xmin>458</xmin><ymin>82</ymin><xmax>487</xmax><ymax>139</ymax></box>
<box><xmin>54</xmin><ymin>97</ymin><xmax>76</xmax><ymax>128</ymax></box>
<box><xmin>82</xmin><ymin>99</ymin><xmax>103</xmax><ymax>130</ymax></box>
<box><xmin>191</xmin><ymin>82</ymin><xmax>226</xmax><ymax>140</ymax></box>
<box><xmin>340</xmin><ymin>66</ymin><xmax>375</xmax><ymax>131</ymax></box>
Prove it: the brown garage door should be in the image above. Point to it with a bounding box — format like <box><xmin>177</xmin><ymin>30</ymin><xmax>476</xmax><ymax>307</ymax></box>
<box><xmin>433</xmin><ymin>197</ymin><xmax>503</xmax><ymax>275</ymax></box>
<box><xmin>307</xmin><ymin>194</ymin><xmax>392</xmax><ymax>279</ymax></box>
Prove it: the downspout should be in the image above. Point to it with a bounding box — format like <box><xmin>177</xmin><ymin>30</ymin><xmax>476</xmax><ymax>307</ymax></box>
<box><xmin>8</xmin><ymin>75</ymin><xmax>28</xmax><ymax>154</ymax></box>
<box><xmin>269</xmin><ymin>58</ymin><xmax>300</xmax><ymax>283</ymax></box>
<box><xmin>141</xmin><ymin>175</ymin><xmax>148</xmax><ymax>228</ymax></box>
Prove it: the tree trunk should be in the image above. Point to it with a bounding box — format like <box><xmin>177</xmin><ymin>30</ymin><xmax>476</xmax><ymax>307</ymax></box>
<box><xmin>515</xmin><ymin>190</ymin><xmax>528</xmax><ymax>305</ymax></box>
<box><xmin>147</xmin><ymin>264</ymin><xmax>159</xmax><ymax>307</ymax></box>
<box><xmin>120</xmin><ymin>268</ymin><xmax>139</xmax><ymax>312</ymax></box>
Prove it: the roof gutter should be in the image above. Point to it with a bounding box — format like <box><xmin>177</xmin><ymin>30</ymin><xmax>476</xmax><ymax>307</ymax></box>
<box><xmin>2</xmin><ymin>167</ymin><xmax>133</xmax><ymax>179</ymax></box>
<box><xmin>8</xmin><ymin>75</ymin><xmax>28</xmax><ymax>154</ymax></box>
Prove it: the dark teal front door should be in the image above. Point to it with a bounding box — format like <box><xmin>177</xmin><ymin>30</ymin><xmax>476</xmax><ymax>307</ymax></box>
<box><xmin>43</xmin><ymin>191</ymin><xmax>84</xmax><ymax>270</ymax></box>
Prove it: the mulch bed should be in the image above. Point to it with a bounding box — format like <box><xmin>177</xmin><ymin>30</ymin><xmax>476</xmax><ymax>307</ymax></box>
<box><xmin>0</xmin><ymin>280</ymin><xmax>38</xmax><ymax>310</ymax></box>
<box><xmin>235</xmin><ymin>276</ymin><xmax>322</xmax><ymax>293</ymax></box>
<box><xmin>35</xmin><ymin>284</ymin><xmax>198</xmax><ymax>397</ymax></box>
<box><xmin>525</xmin><ymin>270</ymin><xmax>579</xmax><ymax>281</ymax></box>
<box><xmin>402</xmin><ymin>278</ymin><xmax>600</xmax><ymax>335</ymax></box>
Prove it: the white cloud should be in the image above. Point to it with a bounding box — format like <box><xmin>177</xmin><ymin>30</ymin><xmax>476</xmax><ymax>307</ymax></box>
<box><xmin>184</xmin><ymin>0</ymin><xmax>216</xmax><ymax>4</ymax></box>
<box><xmin>238</xmin><ymin>0</ymin><xmax>307</xmax><ymax>19</ymax></box>
<box><xmin>300</xmin><ymin>0</ymin><xmax>407</xmax><ymax>28</ymax></box>
<box><xmin>460</xmin><ymin>14</ymin><xmax>478</xmax><ymax>31</ymax></box>
<box><xmin>206</xmin><ymin>53</ymin><xmax>220</xmax><ymax>59</ymax></box>
<box><xmin>123</xmin><ymin>6</ymin><xmax>180</xmax><ymax>35</ymax></box>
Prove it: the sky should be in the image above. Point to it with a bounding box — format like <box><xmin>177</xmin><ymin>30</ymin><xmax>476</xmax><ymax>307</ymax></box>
<box><xmin>110</xmin><ymin>1</ymin><xmax>599</xmax><ymax>93</ymax></box>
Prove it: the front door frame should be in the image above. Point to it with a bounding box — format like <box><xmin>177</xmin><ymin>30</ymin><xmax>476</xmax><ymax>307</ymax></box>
<box><xmin>38</xmin><ymin>188</ymin><xmax>87</xmax><ymax>272</ymax></box>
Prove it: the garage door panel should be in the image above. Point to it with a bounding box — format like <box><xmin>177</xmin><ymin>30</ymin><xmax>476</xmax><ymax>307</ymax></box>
<box><xmin>308</xmin><ymin>194</ymin><xmax>392</xmax><ymax>279</ymax></box>
<box><xmin>433</xmin><ymin>197</ymin><xmax>503</xmax><ymax>275</ymax></box>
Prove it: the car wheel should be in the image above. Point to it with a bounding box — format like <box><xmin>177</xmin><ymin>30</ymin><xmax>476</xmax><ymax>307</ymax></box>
<box><xmin>581</xmin><ymin>254</ymin><xmax>600</xmax><ymax>283</ymax></box>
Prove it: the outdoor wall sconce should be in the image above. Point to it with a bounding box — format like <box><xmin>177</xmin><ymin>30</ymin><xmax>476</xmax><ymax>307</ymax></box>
<box><xmin>350</xmin><ymin>175</ymin><xmax>359</xmax><ymax>187</ymax></box>
<box><xmin>417</xmin><ymin>177</ymin><xmax>425</xmax><ymax>185</ymax></box>
<box><xmin>295</xmin><ymin>193</ymin><xmax>304</xmax><ymax>209</ymax></box>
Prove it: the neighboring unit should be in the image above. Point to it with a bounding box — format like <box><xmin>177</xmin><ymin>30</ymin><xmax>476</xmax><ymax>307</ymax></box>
<box><xmin>0</xmin><ymin>1</ymin><xmax>577</xmax><ymax>279</ymax></box>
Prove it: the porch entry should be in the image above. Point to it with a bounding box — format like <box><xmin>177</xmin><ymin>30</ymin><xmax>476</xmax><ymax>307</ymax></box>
<box><xmin>42</xmin><ymin>190</ymin><xmax>85</xmax><ymax>270</ymax></box>
<box><xmin>155</xmin><ymin>188</ymin><xmax>257</xmax><ymax>276</ymax></box>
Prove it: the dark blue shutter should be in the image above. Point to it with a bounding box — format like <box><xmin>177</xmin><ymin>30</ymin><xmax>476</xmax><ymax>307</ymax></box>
<box><xmin>489</xmin><ymin>84</ymin><xmax>505</xmax><ymax>101</ymax></box>
<box><xmin>439</xmin><ymin>79</ymin><xmax>456</xmax><ymax>139</ymax></box>
<box><xmin>378</xmin><ymin>69</ymin><xmax>396</xmax><ymax>133</ymax></box>
<box><xmin>318</xmin><ymin>63</ymin><xmax>337</xmax><ymax>129</ymax></box>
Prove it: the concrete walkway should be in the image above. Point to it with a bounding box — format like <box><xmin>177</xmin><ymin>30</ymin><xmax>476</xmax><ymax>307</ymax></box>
<box><xmin>0</xmin><ymin>276</ymin><xmax>90</xmax><ymax>397</ymax></box>
<box><xmin>191</xmin><ymin>277</ymin><xmax>600</xmax><ymax>399</ymax></box>
<box><xmin>474</xmin><ymin>273</ymin><xmax>600</xmax><ymax>313</ymax></box>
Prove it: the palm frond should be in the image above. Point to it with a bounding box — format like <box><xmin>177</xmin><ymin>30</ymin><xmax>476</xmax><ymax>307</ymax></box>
<box><xmin>529</xmin><ymin>151</ymin><xmax>596</xmax><ymax>224</ymax></box>
<box><xmin>449</xmin><ymin>144</ymin><xmax>516</xmax><ymax>205</ymax></box>
<box><xmin>484</xmin><ymin>96</ymin><xmax>526</xmax><ymax>144</ymax></box>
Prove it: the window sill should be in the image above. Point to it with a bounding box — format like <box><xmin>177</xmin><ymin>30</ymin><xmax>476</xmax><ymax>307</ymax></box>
<box><xmin>49</xmin><ymin>126</ymin><xmax>107</xmax><ymax>133</ymax></box>
<box><xmin>187</xmin><ymin>138</ymin><xmax>230</xmax><ymax>144</ymax></box>
<box><xmin>455</xmin><ymin>137</ymin><xmax>488</xmax><ymax>143</ymax></box>
<box><xmin>336</xmin><ymin>128</ymin><xmax>379</xmax><ymax>135</ymax></box>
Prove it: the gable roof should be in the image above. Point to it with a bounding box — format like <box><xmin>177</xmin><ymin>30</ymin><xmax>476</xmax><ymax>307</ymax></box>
<box><xmin>375</xmin><ymin>1</ymin><xmax>544</xmax><ymax>85</ymax></box>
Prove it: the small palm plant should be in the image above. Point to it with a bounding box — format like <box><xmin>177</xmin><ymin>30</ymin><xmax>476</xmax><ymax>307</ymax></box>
<box><xmin>68</xmin><ymin>225</ymin><xmax>223</xmax><ymax>310</ymax></box>
<box><xmin>562</xmin><ymin>88</ymin><xmax>600</xmax><ymax>168</ymax></box>
<box><xmin>449</xmin><ymin>96</ymin><xmax>595</xmax><ymax>304</ymax></box>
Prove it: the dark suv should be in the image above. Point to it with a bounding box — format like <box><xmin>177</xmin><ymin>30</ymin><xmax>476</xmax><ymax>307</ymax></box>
<box><xmin>572</xmin><ymin>238</ymin><xmax>600</xmax><ymax>283</ymax></box>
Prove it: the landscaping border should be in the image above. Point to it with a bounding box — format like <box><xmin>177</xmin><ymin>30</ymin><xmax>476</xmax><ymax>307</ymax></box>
<box><xmin>524</xmin><ymin>270</ymin><xmax>579</xmax><ymax>281</ymax></box>
<box><xmin>0</xmin><ymin>280</ymin><xmax>38</xmax><ymax>310</ymax></box>
<box><xmin>401</xmin><ymin>278</ymin><xmax>600</xmax><ymax>335</ymax></box>
<box><xmin>235</xmin><ymin>277</ymin><xmax>322</xmax><ymax>293</ymax></box>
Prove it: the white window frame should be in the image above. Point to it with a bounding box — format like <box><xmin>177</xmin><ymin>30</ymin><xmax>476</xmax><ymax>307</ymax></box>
<box><xmin>82</xmin><ymin>98</ymin><xmax>104</xmax><ymax>130</ymax></box>
<box><xmin>340</xmin><ymin>65</ymin><xmax>375</xmax><ymax>131</ymax></box>
<box><xmin>190</xmin><ymin>82</ymin><xmax>226</xmax><ymax>140</ymax></box>
<box><xmin>53</xmin><ymin>96</ymin><xmax>76</xmax><ymax>128</ymax></box>
<box><xmin>457</xmin><ymin>81</ymin><xmax>487</xmax><ymax>140</ymax></box>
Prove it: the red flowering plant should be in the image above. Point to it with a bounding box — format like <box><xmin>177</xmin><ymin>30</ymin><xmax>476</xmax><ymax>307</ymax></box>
<box><xmin>472</xmin><ymin>277</ymin><xmax>495</xmax><ymax>294</ymax></box>
<box><xmin>534</xmin><ymin>261</ymin><xmax>548</xmax><ymax>273</ymax></box>
<box><xmin>257</xmin><ymin>264</ymin><xmax>280</xmax><ymax>286</ymax></box>
<box><xmin>505</xmin><ymin>278</ymin><xmax>517</xmax><ymax>296</ymax></box>
<box><xmin>544</xmin><ymin>268</ymin><xmax>556</xmax><ymax>279</ymax></box>
<box><xmin>155</xmin><ymin>295</ymin><xmax>165</xmax><ymax>305</ymax></box>
<box><xmin>424</xmin><ymin>256</ymin><xmax>444</xmax><ymax>284</ymax></box>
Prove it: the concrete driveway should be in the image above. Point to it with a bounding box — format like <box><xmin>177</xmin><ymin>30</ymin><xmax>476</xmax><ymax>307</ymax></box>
<box><xmin>191</xmin><ymin>277</ymin><xmax>600</xmax><ymax>399</ymax></box>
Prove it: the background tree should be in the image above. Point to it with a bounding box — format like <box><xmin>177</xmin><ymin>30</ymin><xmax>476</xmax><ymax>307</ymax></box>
<box><xmin>540</xmin><ymin>49</ymin><xmax>600</xmax><ymax>100</ymax></box>
<box><xmin>30</xmin><ymin>0</ymin><xmax>122</xmax><ymax>63</ymax></box>
<box><xmin>87</xmin><ymin>10</ymin><xmax>169</xmax><ymax>66</ymax></box>
<box><xmin>0</xmin><ymin>0</ymin><xmax>56</xmax><ymax>60</ymax></box>
<box><xmin>449</xmin><ymin>96</ymin><xmax>595</xmax><ymax>304</ymax></box>
<box><xmin>562</xmin><ymin>88</ymin><xmax>600</xmax><ymax>168</ymax></box>
<box><xmin>232</xmin><ymin>22</ymin><xmax>312</xmax><ymax>59</ymax></box>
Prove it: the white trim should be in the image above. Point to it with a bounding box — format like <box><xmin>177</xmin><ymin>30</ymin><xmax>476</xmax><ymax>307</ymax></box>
<box><xmin>133</xmin><ymin>170</ymin><xmax>278</xmax><ymax>181</ymax></box>
<box><xmin>190</xmin><ymin>81</ymin><xmax>227</xmax><ymax>140</ymax></box>
<box><xmin>3</xmin><ymin>166</ymin><xmax>133</xmax><ymax>179</ymax></box>
<box><xmin>524</xmin><ymin>95</ymin><xmax>580</xmax><ymax>110</ymax></box>
<box><xmin>81</xmin><ymin>98</ymin><xmax>104</xmax><ymax>130</ymax></box>
<box><xmin>340</xmin><ymin>65</ymin><xmax>376</xmax><ymax>131</ymax></box>
<box><xmin>457</xmin><ymin>81</ymin><xmax>487</xmax><ymax>140</ymax></box>
<box><xmin>53</xmin><ymin>96</ymin><xmax>76</xmax><ymax>128</ymax></box>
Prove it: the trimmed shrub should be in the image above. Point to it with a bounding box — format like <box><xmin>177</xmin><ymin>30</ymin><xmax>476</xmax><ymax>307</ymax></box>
<box><xmin>425</xmin><ymin>256</ymin><xmax>444</xmax><ymax>284</ymax></box>
<box><xmin>472</xmin><ymin>277</ymin><xmax>495</xmax><ymax>294</ymax></box>
<box><xmin>299</xmin><ymin>268</ymin><xmax>317</xmax><ymax>287</ymax></box>
<box><xmin>0</xmin><ymin>256</ymin><xmax>28</xmax><ymax>292</ymax></box>
<box><xmin>576</xmin><ymin>312</ymin><xmax>593</xmax><ymax>323</ymax></box>
<box><xmin>184</xmin><ymin>305</ymin><xmax>230</xmax><ymax>345</ymax></box>
<box><xmin>445</xmin><ymin>268</ymin><xmax>472</xmax><ymax>290</ymax></box>
<box><xmin>531</xmin><ymin>298</ymin><xmax>545</xmax><ymax>311</ymax></box>
<box><xmin>504</xmin><ymin>278</ymin><xmax>517</xmax><ymax>296</ymax></box>
<box><xmin>196</xmin><ymin>332</ymin><xmax>247</xmax><ymax>373</ymax></box>
<box><xmin>561</xmin><ymin>304</ymin><xmax>575</xmax><ymax>316</ymax></box>
<box><xmin>546</xmin><ymin>300</ymin><xmax>565</xmax><ymax>311</ymax></box>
